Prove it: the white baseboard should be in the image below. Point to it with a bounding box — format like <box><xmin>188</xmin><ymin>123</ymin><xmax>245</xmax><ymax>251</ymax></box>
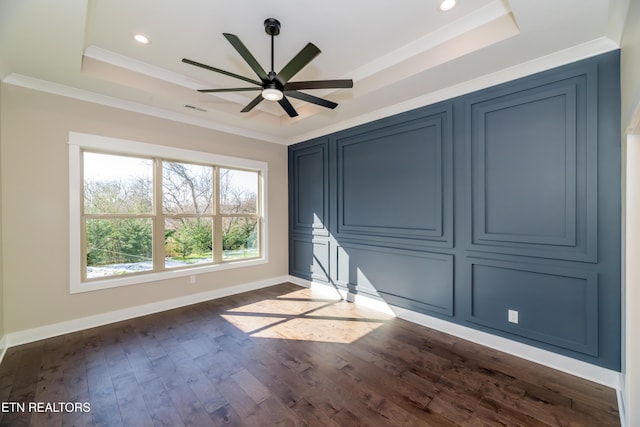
<box><xmin>291</xmin><ymin>276</ymin><xmax>621</xmax><ymax>390</ymax></box>
<box><xmin>289</xmin><ymin>275</ymin><xmax>396</xmax><ymax>315</ymax></box>
<box><xmin>5</xmin><ymin>275</ymin><xmax>290</xmax><ymax>348</ymax></box>
<box><xmin>393</xmin><ymin>305</ymin><xmax>622</xmax><ymax>389</ymax></box>
<box><xmin>617</xmin><ymin>387</ymin><xmax>627</xmax><ymax>427</ymax></box>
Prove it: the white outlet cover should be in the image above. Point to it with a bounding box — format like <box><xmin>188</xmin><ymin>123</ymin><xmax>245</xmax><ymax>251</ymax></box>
<box><xmin>508</xmin><ymin>309</ymin><xmax>519</xmax><ymax>324</ymax></box>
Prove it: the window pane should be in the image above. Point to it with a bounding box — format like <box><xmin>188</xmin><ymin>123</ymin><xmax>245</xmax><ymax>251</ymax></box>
<box><xmin>222</xmin><ymin>217</ymin><xmax>258</xmax><ymax>261</ymax></box>
<box><xmin>220</xmin><ymin>168</ymin><xmax>258</xmax><ymax>214</ymax></box>
<box><xmin>86</xmin><ymin>218</ymin><xmax>153</xmax><ymax>278</ymax></box>
<box><xmin>83</xmin><ymin>152</ymin><xmax>153</xmax><ymax>214</ymax></box>
<box><xmin>164</xmin><ymin>217</ymin><xmax>213</xmax><ymax>268</ymax></box>
<box><xmin>163</xmin><ymin>161</ymin><xmax>213</xmax><ymax>214</ymax></box>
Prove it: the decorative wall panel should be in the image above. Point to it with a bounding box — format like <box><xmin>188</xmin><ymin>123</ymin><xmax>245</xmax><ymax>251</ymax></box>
<box><xmin>467</xmin><ymin>258</ymin><xmax>598</xmax><ymax>356</ymax></box>
<box><xmin>336</xmin><ymin>243</ymin><xmax>453</xmax><ymax>315</ymax></box>
<box><xmin>290</xmin><ymin>236</ymin><xmax>329</xmax><ymax>282</ymax></box>
<box><xmin>466</xmin><ymin>68</ymin><xmax>598</xmax><ymax>262</ymax></box>
<box><xmin>334</xmin><ymin>106</ymin><xmax>453</xmax><ymax>248</ymax></box>
<box><xmin>290</xmin><ymin>139</ymin><xmax>329</xmax><ymax>236</ymax></box>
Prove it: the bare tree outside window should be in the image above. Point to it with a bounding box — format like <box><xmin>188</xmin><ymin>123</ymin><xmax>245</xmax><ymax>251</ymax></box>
<box><xmin>163</xmin><ymin>162</ymin><xmax>213</xmax><ymax>268</ymax></box>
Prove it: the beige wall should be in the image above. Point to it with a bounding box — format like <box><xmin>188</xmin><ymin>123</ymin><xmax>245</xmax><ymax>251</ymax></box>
<box><xmin>0</xmin><ymin>83</ymin><xmax>288</xmax><ymax>334</ymax></box>
<box><xmin>621</xmin><ymin>0</ymin><xmax>640</xmax><ymax>130</ymax></box>
<box><xmin>621</xmin><ymin>1</ymin><xmax>640</xmax><ymax>424</ymax></box>
<box><xmin>0</xmin><ymin>83</ymin><xmax>4</xmax><ymax>343</ymax></box>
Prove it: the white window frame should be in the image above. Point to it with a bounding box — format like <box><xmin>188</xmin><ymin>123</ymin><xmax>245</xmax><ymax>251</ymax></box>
<box><xmin>69</xmin><ymin>132</ymin><xmax>268</xmax><ymax>294</ymax></box>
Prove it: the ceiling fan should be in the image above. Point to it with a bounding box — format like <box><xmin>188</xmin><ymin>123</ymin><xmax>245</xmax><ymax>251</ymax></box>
<box><xmin>182</xmin><ymin>18</ymin><xmax>353</xmax><ymax>117</ymax></box>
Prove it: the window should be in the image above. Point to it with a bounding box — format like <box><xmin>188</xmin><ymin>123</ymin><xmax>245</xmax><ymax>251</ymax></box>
<box><xmin>220</xmin><ymin>168</ymin><xmax>260</xmax><ymax>261</ymax></box>
<box><xmin>69</xmin><ymin>133</ymin><xmax>267</xmax><ymax>293</ymax></box>
<box><xmin>162</xmin><ymin>161</ymin><xmax>214</xmax><ymax>270</ymax></box>
<box><xmin>84</xmin><ymin>152</ymin><xmax>155</xmax><ymax>278</ymax></box>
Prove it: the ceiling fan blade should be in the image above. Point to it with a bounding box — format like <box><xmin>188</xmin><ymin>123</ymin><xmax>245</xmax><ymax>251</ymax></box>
<box><xmin>223</xmin><ymin>33</ymin><xmax>269</xmax><ymax>81</ymax></box>
<box><xmin>276</xmin><ymin>43</ymin><xmax>321</xmax><ymax>84</ymax></box>
<box><xmin>278</xmin><ymin>96</ymin><xmax>299</xmax><ymax>117</ymax></box>
<box><xmin>182</xmin><ymin>58</ymin><xmax>261</xmax><ymax>86</ymax></box>
<box><xmin>198</xmin><ymin>87</ymin><xmax>261</xmax><ymax>93</ymax></box>
<box><xmin>241</xmin><ymin>94</ymin><xmax>264</xmax><ymax>113</ymax></box>
<box><xmin>285</xmin><ymin>91</ymin><xmax>338</xmax><ymax>109</ymax></box>
<box><xmin>284</xmin><ymin>79</ymin><xmax>353</xmax><ymax>91</ymax></box>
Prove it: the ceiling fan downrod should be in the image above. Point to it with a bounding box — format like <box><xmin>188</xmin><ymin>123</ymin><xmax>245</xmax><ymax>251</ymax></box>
<box><xmin>264</xmin><ymin>18</ymin><xmax>280</xmax><ymax>75</ymax></box>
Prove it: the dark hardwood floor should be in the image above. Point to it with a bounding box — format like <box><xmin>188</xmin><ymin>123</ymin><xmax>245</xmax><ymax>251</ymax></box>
<box><xmin>0</xmin><ymin>282</ymin><xmax>619</xmax><ymax>426</ymax></box>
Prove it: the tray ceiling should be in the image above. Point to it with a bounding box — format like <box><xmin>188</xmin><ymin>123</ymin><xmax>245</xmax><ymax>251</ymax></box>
<box><xmin>0</xmin><ymin>0</ymin><xmax>627</xmax><ymax>144</ymax></box>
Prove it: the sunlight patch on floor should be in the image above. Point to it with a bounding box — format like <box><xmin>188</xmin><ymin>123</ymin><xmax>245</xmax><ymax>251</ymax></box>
<box><xmin>225</xmin><ymin>297</ymin><xmax>328</xmax><ymax>316</ymax></box>
<box><xmin>221</xmin><ymin>286</ymin><xmax>394</xmax><ymax>343</ymax></box>
<box><xmin>252</xmin><ymin>317</ymin><xmax>385</xmax><ymax>342</ymax></box>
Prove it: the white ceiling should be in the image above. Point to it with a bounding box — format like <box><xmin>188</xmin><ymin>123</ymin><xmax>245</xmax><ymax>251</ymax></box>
<box><xmin>0</xmin><ymin>0</ymin><xmax>629</xmax><ymax>144</ymax></box>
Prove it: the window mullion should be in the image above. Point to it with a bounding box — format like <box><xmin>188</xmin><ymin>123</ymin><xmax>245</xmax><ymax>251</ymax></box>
<box><xmin>153</xmin><ymin>158</ymin><xmax>165</xmax><ymax>272</ymax></box>
<box><xmin>213</xmin><ymin>166</ymin><xmax>222</xmax><ymax>263</ymax></box>
<box><xmin>258</xmin><ymin>171</ymin><xmax>263</xmax><ymax>258</ymax></box>
<box><xmin>80</xmin><ymin>150</ymin><xmax>88</xmax><ymax>282</ymax></box>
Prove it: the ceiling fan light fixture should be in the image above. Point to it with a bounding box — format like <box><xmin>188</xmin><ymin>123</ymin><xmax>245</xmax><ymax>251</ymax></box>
<box><xmin>262</xmin><ymin>87</ymin><xmax>284</xmax><ymax>101</ymax></box>
<box><xmin>439</xmin><ymin>0</ymin><xmax>457</xmax><ymax>11</ymax></box>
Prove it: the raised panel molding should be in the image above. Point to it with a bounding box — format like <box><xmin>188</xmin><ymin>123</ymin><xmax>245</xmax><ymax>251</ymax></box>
<box><xmin>334</xmin><ymin>105</ymin><xmax>453</xmax><ymax>248</ymax></box>
<box><xmin>475</xmin><ymin>85</ymin><xmax>577</xmax><ymax>246</ymax></box>
<box><xmin>466</xmin><ymin>66</ymin><xmax>598</xmax><ymax>262</ymax></box>
<box><xmin>290</xmin><ymin>236</ymin><xmax>329</xmax><ymax>283</ymax></box>
<box><xmin>335</xmin><ymin>243</ymin><xmax>453</xmax><ymax>316</ymax></box>
<box><xmin>290</xmin><ymin>140</ymin><xmax>329</xmax><ymax>236</ymax></box>
<box><xmin>466</xmin><ymin>257</ymin><xmax>598</xmax><ymax>356</ymax></box>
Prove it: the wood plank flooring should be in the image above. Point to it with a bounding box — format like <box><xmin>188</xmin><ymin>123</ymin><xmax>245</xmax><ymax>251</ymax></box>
<box><xmin>0</xmin><ymin>282</ymin><xmax>619</xmax><ymax>426</ymax></box>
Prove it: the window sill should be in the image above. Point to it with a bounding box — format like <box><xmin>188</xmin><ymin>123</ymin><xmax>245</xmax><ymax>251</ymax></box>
<box><xmin>70</xmin><ymin>257</ymin><xmax>268</xmax><ymax>294</ymax></box>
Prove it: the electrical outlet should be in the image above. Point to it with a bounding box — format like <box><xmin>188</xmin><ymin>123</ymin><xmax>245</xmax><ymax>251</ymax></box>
<box><xmin>190</xmin><ymin>275</ymin><xmax>196</xmax><ymax>284</ymax></box>
<box><xmin>508</xmin><ymin>309</ymin><xmax>519</xmax><ymax>324</ymax></box>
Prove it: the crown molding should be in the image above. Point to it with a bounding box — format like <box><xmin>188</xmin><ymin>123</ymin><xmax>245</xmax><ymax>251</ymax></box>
<box><xmin>1</xmin><ymin>73</ymin><xmax>288</xmax><ymax>145</ymax></box>
<box><xmin>290</xmin><ymin>36</ymin><xmax>619</xmax><ymax>144</ymax></box>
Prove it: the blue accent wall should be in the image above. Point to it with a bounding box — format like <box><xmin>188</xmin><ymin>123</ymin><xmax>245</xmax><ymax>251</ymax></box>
<box><xmin>288</xmin><ymin>51</ymin><xmax>621</xmax><ymax>370</ymax></box>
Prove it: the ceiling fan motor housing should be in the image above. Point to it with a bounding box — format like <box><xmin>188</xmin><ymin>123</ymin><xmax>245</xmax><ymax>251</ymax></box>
<box><xmin>264</xmin><ymin>18</ymin><xmax>281</xmax><ymax>36</ymax></box>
